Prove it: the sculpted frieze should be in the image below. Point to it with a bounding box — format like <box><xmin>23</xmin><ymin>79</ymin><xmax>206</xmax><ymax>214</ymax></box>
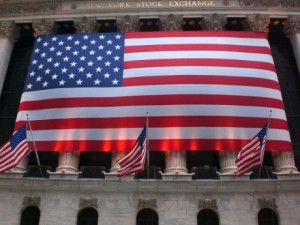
<box><xmin>239</xmin><ymin>0</ymin><xmax>300</xmax><ymax>7</ymax></box>
<box><xmin>0</xmin><ymin>3</ymin><xmax>60</xmax><ymax>15</ymax></box>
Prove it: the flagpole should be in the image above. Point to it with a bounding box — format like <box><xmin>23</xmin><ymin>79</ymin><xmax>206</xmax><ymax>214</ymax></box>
<box><xmin>26</xmin><ymin>114</ymin><xmax>41</xmax><ymax>168</ymax></box>
<box><xmin>146</xmin><ymin>112</ymin><xmax>150</xmax><ymax>178</ymax></box>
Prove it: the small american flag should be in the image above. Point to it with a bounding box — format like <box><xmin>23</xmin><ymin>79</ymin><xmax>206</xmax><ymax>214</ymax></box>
<box><xmin>235</xmin><ymin>121</ymin><xmax>269</xmax><ymax>176</ymax></box>
<box><xmin>117</xmin><ymin>125</ymin><xmax>147</xmax><ymax>178</ymax></box>
<box><xmin>0</xmin><ymin>124</ymin><xmax>29</xmax><ymax>173</ymax></box>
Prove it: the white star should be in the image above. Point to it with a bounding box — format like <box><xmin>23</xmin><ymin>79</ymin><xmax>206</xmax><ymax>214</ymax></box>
<box><xmin>36</xmin><ymin>76</ymin><xmax>42</xmax><ymax>82</ymax></box>
<box><xmin>49</xmin><ymin>46</ymin><xmax>55</xmax><ymax>51</ymax></box>
<box><xmin>59</xmin><ymin>79</ymin><xmax>65</xmax><ymax>85</ymax></box>
<box><xmin>37</xmin><ymin>37</ymin><xmax>42</xmax><ymax>42</ymax></box>
<box><xmin>99</xmin><ymin>35</ymin><xmax>105</xmax><ymax>39</ymax></box>
<box><xmin>54</xmin><ymin>62</ymin><xmax>60</xmax><ymax>67</ymax></box>
<box><xmin>83</xmin><ymin>35</ymin><xmax>89</xmax><ymax>40</ymax></box>
<box><xmin>104</xmin><ymin>73</ymin><xmax>110</xmax><ymax>78</ymax></box>
<box><xmin>113</xmin><ymin>67</ymin><xmax>120</xmax><ymax>72</ymax></box>
<box><xmin>42</xmin><ymin>81</ymin><xmax>48</xmax><ymax>87</ymax></box>
<box><xmin>67</xmin><ymin>36</ymin><xmax>73</xmax><ymax>40</ymax></box>
<box><xmin>115</xmin><ymin>34</ymin><xmax>121</xmax><ymax>39</ymax></box>
<box><xmin>32</xmin><ymin>60</ymin><xmax>38</xmax><ymax>64</ymax></box>
<box><xmin>98</xmin><ymin>45</ymin><xmax>104</xmax><ymax>50</ymax></box>
<box><xmin>80</xmin><ymin>56</ymin><xmax>86</xmax><ymax>61</ymax></box>
<box><xmin>114</xmin><ymin>56</ymin><xmax>120</xmax><ymax>61</ymax></box>
<box><xmin>45</xmin><ymin>69</ymin><xmax>51</xmax><ymax>74</ymax></box>
<box><xmin>38</xmin><ymin>64</ymin><xmax>44</xmax><ymax>69</ymax></box>
<box><xmin>51</xmin><ymin>37</ymin><xmax>57</xmax><ymax>41</ymax></box>
<box><xmin>87</xmin><ymin>61</ymin><xmax>94</xmax><ymax>66</ymax></box>
<box><xmin>97</xmin><ymin>56</ymin><xmax>103</xmax><ymax>61</ymax></box>
<box><xmin>63</xmin><ymin>56</ymin><xmax>69</xmax><ymax>61</ymax></box>
<box><xmin>61</xmin><ymin>67</ymin><xmax>68</xmax><ymax>73</ymax></box>
<box><xmin>86</xmin><ymin>72</ymin><xmax>93</xmax><ymax>78</ymax></box>
<box><xmin>43</xmin><ymin>42</ymin><xmax>49</xmax><ymax>47</ymax></box>
<box><xmin>76</xmin><ymin>79</ymin><xmax>83</xmax><ymax>85</ymax></box>
<box><xmin>112</xmin><ymin>79</ymin><xmax>119</xmax><ymax>85</ymax></box>
<box><xmin>89</xmin><ymin>50</ymin><xmax>95</xmax><ymax>55</ymax></box>
<box><xmin>47</xmin><ymin>57</ymin><xmax>53</xmax><ymax>63</ymax></box>
<box><xmin>52</xmin><ymin>74</ymin><xmax>58</xmax><ymax>79</ymax></box>
<box><xmin>107</xmin><ymin>39</ymin><xmax>113</xmax><ymax>44</ymax></box>
<box><xmin>74</xmin><ymin>40</ymin><xmax>80</xmax><ymax>45</ymax></box>
<box><xmin>73</xmin><ymin>50</ymin><xmax>79</xmax><ymax>56</ymax></box>
<box><xmin>90</xmin><ymin>40</ymin><xmax>96</xmax><ymax>44</ymax></box>
<box><xmin>56</xmin><ymin>51</ymin><xmax>62</xmax><ymax>56</ymax></box>
<box><xmin>78</xmin><ymin>67</ymin><xmax>85</xmax><ymax>72</ymax></box>
<box><xmin>115</xmin><ymin>45</ymin><xmax>121</xmax><ymax>50</ymax></box>
<box><xmin>41</xmin><ymin>52</ymin><xmax>46</xmax><ymax>57</ymax></box>
<box><xmin>29</xmin><ymin>71</ymin><xmax>35</xmax><ymax>77</ymax></box>
<box><xmin>69</xmin><ymin>73</ymin><xmax>75</xmax><ymax>79</ymax></box>
<box><xmin>70</xmin><ymin>61</ymin><xmax>77</xmax><ymax>67</ymax></box>
<box><xmin>65</xmin><ymin>45</ymin><xmax>71</xmax><ymax>51</ymax></box>
<box><xmin>96</xmin><ymin>67</ymin><xmax>102</xmax><ymax>72</ymax></box>
<box><xmin>105</xmin><ymin>61</ymin><xmax>111</xmax><ymax>66</ymax></box>
<box><xmin>58</xmin><ymin>41</ymin><xmax>64</xmax><ymax>46</ymax></box>
<box><xmin>27</xmin><ymin>83</ymin><xmax>33</xmax><ymax>89</ymax></box>
<box><xmin>106</xmin><ymin>50</ymin><xmax>112</xmax><ymax>55</ymax></box>
<box><xmin>34</xmin><ymin>48</ymin><xmax>40</xmax><ymax>53</ymax></box>
<box><xmin>94</xmin><ymin>79</ymin><xmax>101</xmax><ymax>85</ymax></box>
<box><xmin>82</xmin><ymin>45</ymin><xmax>88</xmax><ymax>50</ymax></box>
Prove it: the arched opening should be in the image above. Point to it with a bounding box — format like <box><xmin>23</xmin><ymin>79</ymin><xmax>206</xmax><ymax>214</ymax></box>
<box><xmin>20</xmin><ymin>206</ymin><xmax>40</xmax><ymax>225</ymax></box>
<box><xmin>197</xmin><ymin>208</ymin><xmax>219</xmax><ymax>225</ymax></box>
<box><xmin>136</xmin><ymin>208</ymin><xmax>158</xmax><ymax>225</ymax></box>
<box><xmin>258</xmin><ymin>208</ymin><xmax>278</xmax><ymax>225</ymax></box>
<box><xmin>77</xmin><ymin>207</ymin><xmax>98</xmax><ymax>225</ymax></box>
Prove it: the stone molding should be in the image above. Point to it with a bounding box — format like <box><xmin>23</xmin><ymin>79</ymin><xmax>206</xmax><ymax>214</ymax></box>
<box><xmin>0</xmin><ymin>3</ymin><xmax>60</xmax><ymax>15</ymax></box>
<box><xmin>160</xmin><ymin>14</ymin><xmax>183</xmax><ymax>31</ymax></box>
<box><xmin>245</xmin><ymin>14</ymin><xmax>270</xmax><ymax>33</ymax></box>
<box><xmin>23</xmin><ymin>196</ymin><xmax>41</xmax><ymax>206</ymax></box>
<box><xmin>32</xmin><ymin>18</ymin><xmax>56</xmax><ymax>37</ymax></box>
<box><xmin>239</xmin><ymin>0</ymin><xmax>300</xmax><ymax>7</ymax></box>
<box><xmin>272</xmin><ymin>151</ymin><xmax>297</xmax><ymax>173</ymax></box>
<box><xmin>0</xmin><ymin>21</ymin><xmax>19</xmax><ymax>42</ymax></box>
<box><xmin>198</xmin><ymin>199</ymin><xmax>217</xmax><ymax>210</ymax></box>
<box><xmin>137</xmin><ymin>199</ymin><xmax>157</xmax><ymax>210</ymax></box>
<box><xmin>258</xmin><ymin>198</ymin><xmax>277</xmax><ymax>210</ymax></box>
<box><xmin>284</xmin><ymin>16</ymin><xmax>300</xmax><ymax>37</ymax></box>
<box><xmin>79</xmin><ymin>197</ymin><xmax>98</xmax><ymax>209</ymax></box>
<box><xmin>116</xmin><ymin>15</ymin><xmax>140</xmax><ymax>32</ymax></box>
<box><xmin>202</xmin><ymin>13</ymin><xmax>227</xmax><ymax>31</ymax></box>
<box><xmin>74</xmin><ymin>16</ymin><xmax>97</xmax><ymax>33</ymax></box>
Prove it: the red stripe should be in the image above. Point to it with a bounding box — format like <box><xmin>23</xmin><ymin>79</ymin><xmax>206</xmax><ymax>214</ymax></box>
<box><xmin>18</xmin><ymin>95</ymin><xmax>284</xmax><ymax>111</ymax></box>
<box><xmin>27</xmin><ymin>139</ymin><xmax>292</xmax><ymax>152</ymax></box>
<box><xmin>123</xmin><ymin>75</ymin><xmax>280</xmax><ymax>89</ymax></box>
<box><xmin>125</xmin><ymin>31</ymin><xmax>267</xmax><ymax>39</ymax></box>
<box><xmin>125</xmin><ymin>44</ymin><xmax>272</xmax><ymax>54</ymax></box>
<box><xmin>15</xmin><ymin>117</ymin><xmax>288</xmax><ymax>131</ymax></box>
<box><xmin>124</xmin><ymin>59</ymin><xmax>275</xmax><ymax>71</ymax></box>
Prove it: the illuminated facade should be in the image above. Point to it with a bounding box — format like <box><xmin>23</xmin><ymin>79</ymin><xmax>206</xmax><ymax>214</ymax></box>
<box><xmin>0</xmin><ymin>0</ymin><xmax>300</xmax><ymax>225</ymax></box>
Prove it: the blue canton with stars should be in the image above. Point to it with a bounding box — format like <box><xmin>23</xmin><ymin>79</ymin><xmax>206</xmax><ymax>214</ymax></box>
<box><xmin>25</xmin><ymin>33</ymin><xmax>125</xmax><ymax>91</ymax></box>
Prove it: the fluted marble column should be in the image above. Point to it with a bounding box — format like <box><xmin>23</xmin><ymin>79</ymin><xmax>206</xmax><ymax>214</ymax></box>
<box><xmin>159</xmin><ymin>14</ymin><xmax>188</xmax><ymax>174</ymax></box>
<box><xmin>0</xmin><ymin>21</ymin><xmax>18</xmax><ymax>94</ymax></box>
<box><xmin>285</xmin><ymin>16</ymin><xmax>300</xmax><ymax>74</ymax></box>
<box><xmin>107</xmin><ymin>16</ymin><xmax>140</xmax><ymax>173</ymax></box>
<box><xmin>272</xmin><ymin>152</ymin><xmax>297</xmax><ymax>173</ymax></box>
<box><xmin>219</xmin><ymin>151</ymin><xmax>238</xmax><ymax>174</ymax></box>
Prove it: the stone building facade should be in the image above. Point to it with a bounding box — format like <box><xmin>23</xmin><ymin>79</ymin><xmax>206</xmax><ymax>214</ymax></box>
<box><xmin>0</xmin><ymin>0</ymin><xmax>300</xmax><ymax>225</ymax></box>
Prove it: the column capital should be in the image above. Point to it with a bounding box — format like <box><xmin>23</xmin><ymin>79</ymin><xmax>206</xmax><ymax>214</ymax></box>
<box><xmin>160</xmin><ymin>14</ymin><xmax>183</xmax><ymax>31</ymax></box>
<box><xmin>0</xmin><ymin>21</ymin><xmax>19</xmax><ymax>42</ymax></box>
<box><xmin>116</xmin><ymin>15</ymin><xmax>140</xmax><ymax>32</ymax></box>
<box><xmin>32</xmin><ymin>18</ymin><xmax>56</xmax><ymax>37</ymax></box>
<box><xmin>284</xmin><ymin>16</ymin><xmax>300</xmax><ymax>38</ymax></box>
<box><xmin>245</xmin><ymin>14</ymin><xmax>270</xmax><ymax>33</ymax></box>
<box><xmin>74</xmin><ymin>16</ymin><xmax>97</xmax><ymax>33</ymax></box>
<box><xmin>201</xmin><ymin>13</ymin><xmax>227</xmax><ymax>31</ymax></box>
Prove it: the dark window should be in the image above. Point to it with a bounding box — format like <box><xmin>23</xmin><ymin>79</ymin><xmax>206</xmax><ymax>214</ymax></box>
<box><xmin>182</xmin><ymin>18</ymin><xmax>202</xmax><ymax>31</ymax></box>
<box><xmin>20</xmin><ymin>206</ymin><xmax>40</xmax><ymax>225</ymax></box>
<box><xmin>258</xmin><ymin>208</ymin><xmax>278</xmax><ymax>225</ymax></box>
<box><xmin>77</xmin><ymin>207</ymin><xmax>98</xmax><ymax>225</ymax></box>
<box><xmin>140</xmin><ymin>19</ymin><xmax>160</xmax><ymax>31</ymax></box>
<box><xmin>137</xmin><ymin>208</ymin><xmax>158</xmax><ymax>225</ymax></box>
<box><xmin>97</xmin><ymin>20</ymin><xmax>117</xmax><ymax>32</ymax></box>
<box><xmin>197</xmin><ymin>209</ymin><xmax>219</xmax><ymax>225</ymax></box>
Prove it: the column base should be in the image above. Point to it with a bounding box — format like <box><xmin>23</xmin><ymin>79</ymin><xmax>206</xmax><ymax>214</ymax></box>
<box><xmin>49</xmin><ymin>171</ymin><xmax>78</xmax><ymax>180</ymax></box>
<box><xmin>160</xmin><ymin>171</ymin><xmax>194</xmax><ymax>181</ymax></box>
<box><xmin>220</xmin><ymin>173</ymin><xmax>250</xmax><ymax>181</ymax></box>
<box><xmin>0</xmin><ymin>171</ymin><xmax>25</xmax><ymax>179</ymax></box>
<box><xmin>276</xmin><ymin>171</ymin><xmax>300</xmax><ymax>180</ymax></box>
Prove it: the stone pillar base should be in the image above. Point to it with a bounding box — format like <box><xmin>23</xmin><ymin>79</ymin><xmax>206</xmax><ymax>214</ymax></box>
<box><xmin>164</xmin><ymin>151</ymin><xmax>188</xmax><ymax>174</ymax></box>
<box><xmin>272</xmin><ymin>152</ymin><xmax>298</xmax><ymax>173</ymax></box>
<box><xmin>109</xmin><ymin>151</ymin><xmax>126</xmax><ymax>173</ymax></box>
<box><xmin>160</xmin><ymin>172</ymin><xmax>194</xmax><ymax>181</ymax></box>
<box><xmin>56</xmin><ymin>152</ymin><xmax>80</xmax><ymax>173</ymax></box>
<box><xmin>219</xmin><ymin>151</ymin><xmax>238</xmax><ymax>174</ymax></box>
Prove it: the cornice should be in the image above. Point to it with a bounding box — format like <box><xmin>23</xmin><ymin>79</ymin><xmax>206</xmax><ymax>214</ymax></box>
<box><xmin>239</xmin><ymin>0</ymin><xmax>300</xmax><ymax>7</ymax></box>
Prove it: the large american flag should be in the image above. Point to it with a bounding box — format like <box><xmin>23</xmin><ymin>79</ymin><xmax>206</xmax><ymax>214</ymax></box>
<box><xmin>15</xmin><ymin>31</ymin><xmax>292</xmax><ymax>152</ymax></box>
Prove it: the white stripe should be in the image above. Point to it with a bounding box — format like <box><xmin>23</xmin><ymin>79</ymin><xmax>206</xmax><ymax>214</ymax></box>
<box><xmin>27</xmin><ymin>127</ymin><xmax>290</xmax><ymax>142</ymax></box>
<box><xmin>123</xmin><ymin>66</ymin><xmax>278</xmax><ymax>82</ymax></box>
<box><xmin>125</xmin><ymin>51</ymin><xmax>274</xmax><ymax>64</ymax></box>
<box><xmin>125</xmin><ymin>37</ymin><xmax>270</xmax><ymax>47</ymax></box>
<box><xmin>20</xmin><ymin>84</ymin><xmax>282</xmax><ymax>101</ymax></box>
<box><xmin>16</xmin><ymin>105</ymin><xmax>287</xmax><ymax>121</ymax></box>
